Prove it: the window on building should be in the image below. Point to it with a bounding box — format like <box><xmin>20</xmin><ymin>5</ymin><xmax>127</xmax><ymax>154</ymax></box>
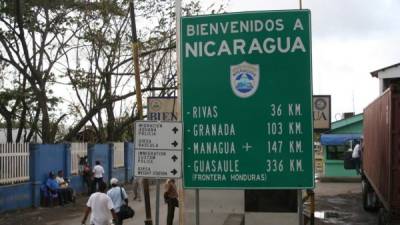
<box><xmin>326</xmin><ymin>145</ymin><xmax>350</xmax><ymax>160</ymax></box>
<box><xmin>383</xmin><ymin>78</ymin><xmax>400</xmax><ymax>91</ymax></box>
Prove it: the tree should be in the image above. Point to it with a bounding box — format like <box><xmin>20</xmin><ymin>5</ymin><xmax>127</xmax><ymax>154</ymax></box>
<box><xmin>63</xmin><ymin>0</ymin><xmax>217</xmax><ymax>142</ymax></box>
<box><xmin>0</xmin><ymin>0</ymin><xmax>85</xmax><ymax>142</ymax></box>
<box><xmin>0</xmin><ymin>0</ymin><xmax>226</xmax><ymax>143</ymax></box>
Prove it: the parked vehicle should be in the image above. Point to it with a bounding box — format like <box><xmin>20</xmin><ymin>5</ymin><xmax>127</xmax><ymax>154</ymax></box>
<box><xmin>361</xmin><ymin>85</ymin><xmax>400</xmax><ymax>225</ymax></box>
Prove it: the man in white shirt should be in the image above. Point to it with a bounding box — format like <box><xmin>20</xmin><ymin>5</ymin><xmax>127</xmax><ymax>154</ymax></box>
<box><xmin>82</xmin><ymin>181</ymin><xmax>117</xmax><ymax>225</ymax></box>
<box><xmin>107</xmin><ymin>178</ymin><xmax>129</xmax><ymax>225</ymax></box>
<box><xmin>352</xmin><ymin>140</ymin><xmax>362</xmax><ymax>175</ymax></box>
<box><xmin>92</xmin><ymin>160</ymin><xmax>105</xmax><ymax>192</ymax></box>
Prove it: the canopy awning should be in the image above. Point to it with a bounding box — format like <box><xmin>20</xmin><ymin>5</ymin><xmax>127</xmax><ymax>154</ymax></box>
<box><xmin>320</xmin><ymin>134</ymin><xmax>362</xmax><ymax>146</ymax></box>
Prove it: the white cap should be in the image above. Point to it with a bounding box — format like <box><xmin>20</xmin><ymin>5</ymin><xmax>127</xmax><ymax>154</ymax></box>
<box><xmin>110</xmin><ymin>178</ymin><xmax>118</xmax><ymax>185</ymax></box>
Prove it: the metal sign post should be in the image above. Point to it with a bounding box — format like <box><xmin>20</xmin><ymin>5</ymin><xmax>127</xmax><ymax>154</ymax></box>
<box><xmin>155</xmin><ymin>179</ymin><xmax>160</xmax><ymax>225</ymax></box>
<box><xmin>147</xmin><ymin>97</ymin><xmax>181</xmax><ymax>225</ymax></box>
<box><xmin>298</xmin><ymin>190</ymin><xmax>304</xmax><ymax>225</ymax></box>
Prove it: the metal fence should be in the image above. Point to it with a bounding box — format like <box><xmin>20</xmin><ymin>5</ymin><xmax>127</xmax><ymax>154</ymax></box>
<box><xmin>113</xmin><ymin>142</ymin><xmax>124</xmax><ymax>168</ymax></box>
<box><xmin>0</xmin><ymin>143</ymin><xmax>30</xmax><ymax>185</ymax></box>
<box><xmin>70</xmin><ymin>142</ymin><xmax>88</xmax><ymax>175</ymax></box>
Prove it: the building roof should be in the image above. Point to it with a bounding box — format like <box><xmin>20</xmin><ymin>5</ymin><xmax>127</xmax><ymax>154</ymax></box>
<box><xmin>330</xmin><ymin>113</ymin><xmax>363</xmax><ymax>132</ymax></box>
<box><xmin>320</xmin><ymin>133</ymin><xmax>362</xmax><ymax>145</ymax></box>
<box><xmin>370</xmin><ymin>63</ymin><xmax>400</xmax><ymax>77</ymax></box>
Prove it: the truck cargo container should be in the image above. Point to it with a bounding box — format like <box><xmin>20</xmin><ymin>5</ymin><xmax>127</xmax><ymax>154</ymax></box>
<box><xmin>361</xmin><ymin>85</ymin><xmax>400</xmax><ymax>225</ymax></box>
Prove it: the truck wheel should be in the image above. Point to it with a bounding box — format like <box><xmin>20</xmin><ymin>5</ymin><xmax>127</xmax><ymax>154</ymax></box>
<box><xmin>378</xmin><ymin>208</ymin><xmax>390</xmax><ymax>225</ymax></box>
<box><xmin>362</xmin><ymin>179</ymin><xmax>378</xmax><ymax>211</ymax></box>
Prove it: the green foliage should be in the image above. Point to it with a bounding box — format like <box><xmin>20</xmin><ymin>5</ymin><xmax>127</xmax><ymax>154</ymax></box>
<box><xmin>0</xmin><ymin>0</ymin><xmax>226</xmax><ymax>142</ymax></box>
<box><xmin>1</xmin><ymin>0</ymin><xmax>125</xmax><ymax>15</ymax></box>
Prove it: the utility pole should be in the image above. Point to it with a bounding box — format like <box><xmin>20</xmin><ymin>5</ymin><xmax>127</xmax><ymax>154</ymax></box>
<box><xmin>175</xmin><ymin>2</ymin><xmax>184</xmax><ymax>225</ymax></box>
<box><xmin>130</xmin><ymin>1</ymin><xmax>153</xmax><ymax>225</ymax></box>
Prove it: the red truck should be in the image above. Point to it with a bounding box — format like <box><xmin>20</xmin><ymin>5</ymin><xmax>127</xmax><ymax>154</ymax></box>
<box><xmin>361</xmin><ymin>85</ymin><xmax>400</xmax><ymax>225</ymax></box>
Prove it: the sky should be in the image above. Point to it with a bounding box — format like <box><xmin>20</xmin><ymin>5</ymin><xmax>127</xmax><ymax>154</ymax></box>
<box><xmin>193</xmin><ymin>0</ymin><xmax>400</xmax><ymax>121</ymax></box>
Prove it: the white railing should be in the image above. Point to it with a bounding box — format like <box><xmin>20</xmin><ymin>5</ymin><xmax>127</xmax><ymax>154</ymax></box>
<box><xmin>70</xmin><ymin>142</ymin><xmax>88</xmax><ymax>175</ymax></box>
<box><xmin>0</xmin><ymin>143</ymin><xmax>30</xmax><ymax>185</ymax></box>
<box><xmin>113</xmin><ymin>142</ymin><xmax>124</xmax><ymax>168</ymax></box>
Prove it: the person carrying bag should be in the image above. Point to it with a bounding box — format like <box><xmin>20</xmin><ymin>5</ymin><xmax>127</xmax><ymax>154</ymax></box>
<box><xmin>107</xmin><ymin>178</ymin><xmax>134</xmax><ymax>225</ymax></box>
<box><xmin>164</xmin><ymin>179</ymin><xmax>179</xmax><ymax>225</ymax></box>
<box><xmin>119</xmin><ymin>187</ymin><xmax>134</xmax><ymax>220</ymax></box>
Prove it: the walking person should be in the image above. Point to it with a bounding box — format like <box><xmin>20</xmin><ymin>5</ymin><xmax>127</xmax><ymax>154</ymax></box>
<box><xmin>92</xmin><ymin>160</ymin><xmax>105</xmax><ymax>192</ymax></box>
<box><xmin>81</xmin><ymin>181</ymin><xmax>117</xmax><ymax>225</ymax></box>
<box><xmin>164</xmin><ymin>179</ymin><xmax>179</xmax><ymax>225</ymax></box>
<box><xmin>107</xmin><ymin>178</ymin><xmax>129</xmax><ymax>225</ymax></box>
<box><xmin>132</xmin><ymin>177</ymin><xmax>142</xmax><ymax>201</ymax></box>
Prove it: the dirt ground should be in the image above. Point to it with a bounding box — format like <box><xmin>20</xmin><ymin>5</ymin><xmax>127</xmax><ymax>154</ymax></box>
<box><xmin>313</xmin><ymin>181</ymin><xmax>378</xmax><ymax>225</ymax></box>
<box><xmin>0</xmin><ymin>182</ymin><xmax>380</xmax><ymax>225</ymax></box>
<box><xmin>0</xmin><ymin>183</ymin><xmax>175</xmax><ymax>225</ymax></box>
<box><xmin>314</xmin><ymin>192</ymin><xmax>378</xmax><ymax>225</ymax></box>
<box><xmin>0</xmin><ymin>192</ymin><xmax>89</xmax><ymax>225</ymax></box>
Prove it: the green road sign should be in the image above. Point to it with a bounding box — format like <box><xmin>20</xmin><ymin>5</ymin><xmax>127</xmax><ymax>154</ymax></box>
<box><xmin>181</xmin><ymin>10</ymin><xmax>313</xmax><ymax>189</ymax></box>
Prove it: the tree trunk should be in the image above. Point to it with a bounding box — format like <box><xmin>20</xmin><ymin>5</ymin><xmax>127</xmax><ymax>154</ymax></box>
<box><xmin>16</xmin><ymin>99</ymin><xmax>27</xmax><ymax>143</ymax></box>
<box><xmin>26</xmin><ymin>106</ymin><xmax>40</xmax><ymax>142</ymax></box>
<box><xmin>5</xmin><ymin>117</ymin><xmax>13</xmax><ymax>143</ymax></box>
<box><xmin>0</xmin><ymin>106</ymin><xmax>13</xmax><ymax>142</ymax></box>
<box><xmin>105</xmin><ymin>72</ymin><xmax>115</xmax><ymax>141</ymax></box>
<box><xmin>37</xmin><ymin>89</ymin><xmax>51</xmax><ymax>143</ymax></box>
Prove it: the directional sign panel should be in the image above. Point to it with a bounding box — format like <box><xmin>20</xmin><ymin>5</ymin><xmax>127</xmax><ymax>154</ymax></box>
<box><xmin>134</xmin><ymin>149</ymin><xmax>181</xmax><ymax>178</ymax></box>
<box><xmin>181</xmin><ymin>10</ymin><xmax>314</xmax><ymax>189</ymax></box>
<box><xmin>135</xmin><ymin>121</ymin><xmax>182</xmax><ymax>150</ymax></box>
<box><xmin>134</xmin><ymin>121</ymin><xmax>182</xmax><ymax>178</ymax></box>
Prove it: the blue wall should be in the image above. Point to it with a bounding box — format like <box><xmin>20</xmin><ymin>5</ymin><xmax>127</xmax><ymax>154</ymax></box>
<box><xmin>112</xmin><ymin>168</ymin><xmax>125</xmax><ymax>183</ymax></box>
<box><xmin>0</xmin><ymin>142</ymin><xmax>134</xmax><ymax>213</ymax></box>
<box><xmin>30</xmin><ymin>144</ymin><xmax>71</xmax><ymax>207</ymax></box>
<box><xmin>125</xmin><ymin>142</ymin><xmax>134</xmax><ymax>182</ymax></box>
<box><xmin>111</xmin><ymin>143</ymin><xmax>134</xmax><ymax>183</ymax></box>
<box><xmin>88</xmin><ymin>144</ymin><xmax>112</xmax><ymax>184</ymax></box>
<box><xmin>69</xmin><ymin>175</ymin><xmax>86</xmax><ymax>194</ymax></box>
<box><xmin>0</xmin><ymin>183</ymin><xmax>32</xmax><ymax>213</ymax></box>
<box><xmin>30</xmin><ymin>144</ymin><xmax>71</xmax><ymax>182</ymax></box>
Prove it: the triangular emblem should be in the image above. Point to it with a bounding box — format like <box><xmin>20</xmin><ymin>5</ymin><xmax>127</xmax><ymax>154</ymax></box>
<box><xmin>230</xmin><ymin>61</ymin><xmax>260</xmax><ymax>98</ymax></box>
